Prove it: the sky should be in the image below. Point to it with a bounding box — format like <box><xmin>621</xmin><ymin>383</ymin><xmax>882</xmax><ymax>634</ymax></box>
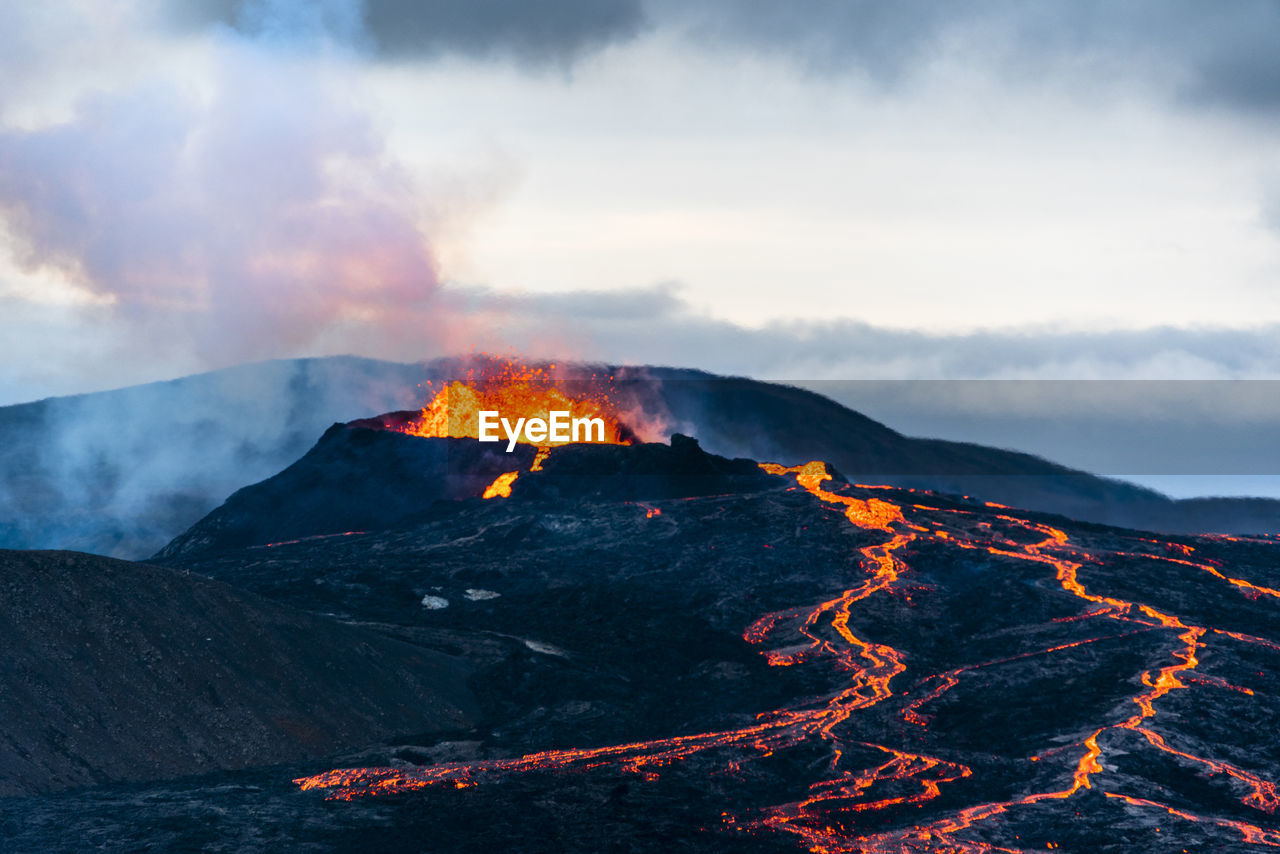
<box><xmin>2</xmin><ymin>1</ymin><xmax>1280</xmax><ymax>489</ymax></box>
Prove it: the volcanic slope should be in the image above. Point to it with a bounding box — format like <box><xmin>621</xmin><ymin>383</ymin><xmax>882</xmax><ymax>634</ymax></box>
<box><xmin>3</xmin><ymin>356</ymin><xmax>1277</xmax><ymax>559</ymax></box>
<box><xmin>110</xmin><ymin>433</ymin><xmax>1280</xmax><ymax>853</ymax></box>
<box><xmin>155</xmin><ymin>428</ymin><xmax>543</xmax><ymax>557</ymax></box>
<box><xmin>0</xmin><ymin>548</ymin><xmax>476</xmax><ymax>797</ymax></box>
<box><xmin>156</xmin><ymin>424</ymin><xmax>776</xmax><ymax>557</ymax></box>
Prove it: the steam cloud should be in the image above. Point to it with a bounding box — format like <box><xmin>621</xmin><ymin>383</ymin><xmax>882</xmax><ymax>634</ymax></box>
<box><xmin>0</xmin><ymin>0</ymin><xmax>443</xmax><ymax>368</ymax></box>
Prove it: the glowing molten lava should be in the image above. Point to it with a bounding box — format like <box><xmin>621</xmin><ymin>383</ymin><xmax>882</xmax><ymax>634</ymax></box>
<box><xmin>399</xmin><ymin>362</ymin><xmax>631</xmax><ymax>447</ymax></box>
<box><xmin>295</xmin><ymin>457</ymin><xmax>1280</xmax><ymax>851</ymax></box>
<box><xmin>481</xmin><ymin>471</ymin><xmax>519</xmax><ymax>499</ymax></box>
<box><xmin>395</xmin><ymin>361</ymin><xmax>634</xmax><ymax>502</ymax></box>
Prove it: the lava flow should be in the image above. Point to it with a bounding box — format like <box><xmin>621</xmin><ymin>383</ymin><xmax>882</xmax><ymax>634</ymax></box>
<box><xmin>294</xmin><ymin>458</ymin><xmax>1280</xmax><ymax>851</ymax></box>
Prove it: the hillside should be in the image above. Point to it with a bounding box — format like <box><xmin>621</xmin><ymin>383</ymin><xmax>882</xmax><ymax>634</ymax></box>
<box><xmin>0</xmin><ymin>548</ymin><xmax>476</xmax><ymax>796</ymax></box>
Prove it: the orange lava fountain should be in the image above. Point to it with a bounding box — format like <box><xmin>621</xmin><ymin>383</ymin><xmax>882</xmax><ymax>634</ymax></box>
<box><xmin>395</xmin><ymin>360</ymin><xmax>632</xmax><ymax>499</ymax></box>
<box><xmin>295</xmin><ymin>459</ymin><xmax>1280</xmax><ymax>851</ymax></box>
<box><xmin>394</xmin><ymin>361</ymin><xmax>629</xmax><ymax>501</ymax></box>
<box><xmin>400</xmin><ymin>361</ymin><xmax>631</xmax><ymax>446</ymax></box>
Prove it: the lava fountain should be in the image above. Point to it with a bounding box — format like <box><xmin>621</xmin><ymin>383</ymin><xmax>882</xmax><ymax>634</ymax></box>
<box><xmin>399</xmin><ymin>360</ymin><xmax>635</xmax><ymax>447</ymax></box>
<box><xmin>391</xmin><ymin>358</ymin><xmax>636</xmax><ymax>498</ymax></box>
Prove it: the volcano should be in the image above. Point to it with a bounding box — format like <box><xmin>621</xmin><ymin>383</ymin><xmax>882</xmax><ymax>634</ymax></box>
<box><xmin>4</xmin><ymin>386</ymin><xmax>1278</xmax><ymax>852</ymax></box>
<box><xmin>1</xmin><ymin>356</ymin><xmax>1276</xmax><ymax>560</ymax></box>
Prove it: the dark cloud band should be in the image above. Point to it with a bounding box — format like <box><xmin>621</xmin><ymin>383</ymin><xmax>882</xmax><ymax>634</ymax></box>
<box><xmin>175</xmin><ymin>0</ymin><xmax>1280</xmax><ymax>112</ymax></box>
<box><xmin>177</xmin><ymin>0</ymin><xmax>645</xmax><ymax>65</ymax></box>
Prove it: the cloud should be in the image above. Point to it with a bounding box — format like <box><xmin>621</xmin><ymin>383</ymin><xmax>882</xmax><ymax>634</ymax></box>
<box><xmin>651</xmin><ymin>0</ymin><xmax>976</xmax><ymax>82</ymax></box>
<box><xmin>648</xmin><ymin>1</ymin><xmax>1280</xmax><ymax>114</ymax></box>
<box><xmin>448</xmin><ymin>282</ymin><xmax>1280</xmax><ymax>381</ymax></box>
<box><xmin>476</xmin><ymin>281</ymin><xmax>684</xmax><ymax>321</ymax></box>
<box><xmin>5</xmin><ymin>2</ymin><xmax>1280</xmax><ymax>397</ymax></box>
<box><xmin>0</xmin><ymin>3</ymin><xmax>165</xmax><ymax>117</ymax></box>
<box><xmin>363</xmin><ymin>0</ymin><xmax>646</xmax><ymax>66</ymax></box>
<box><xmin>181</xmin><ymin>0</ymin><xmax>647</xmax><ymax>67</ymax></box>
<box><xmin>7</xmin><ymin>279</ymin><xmax>1279</xmax><ymax>407</ymax></box>
<box><xmin>179</xmin><ymin>1</ymin><xmax>1280</xmax><ymax>115</ymax></box>
<box><xmin>0</xmin><ymin>1</ymin><xmax>452</xmax><ymax>368</ymax></box>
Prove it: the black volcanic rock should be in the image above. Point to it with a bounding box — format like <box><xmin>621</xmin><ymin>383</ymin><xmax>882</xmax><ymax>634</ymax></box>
<box><xmin>509</xmin><ymin>434</ymin><xmax>779</xmax><ymax>501</ymax></box>
<box><xmin>157</xmin><ymin>427</ymin><xmax>537</xmax><ymax>558</ymax></box>
<box><xmin>156</xmin><ymin>431</ymin><xmax>786</xmax><ymax>558</ymax></box>
<box><xmin>0</xmin><ymin>549</ymin><xmax>476</xmax><ymax>797</ymax></box>
<box><xmin>123</xmin><ymin>448</ymin><xmax>1280</xmax><ymax>853</ymax></box>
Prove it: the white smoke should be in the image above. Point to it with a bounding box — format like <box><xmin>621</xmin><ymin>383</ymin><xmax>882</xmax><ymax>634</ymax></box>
<box><xmin>0</xmin><ymin>0</ymin><xmax>455</xmax><ymax>369</ymax></box>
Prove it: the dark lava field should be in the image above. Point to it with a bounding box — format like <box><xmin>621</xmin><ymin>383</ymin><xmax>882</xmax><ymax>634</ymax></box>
<box><xmin>3</xmin><ymin>425</ymin><xmax>1280</xmax><ymax>853</ymax></box>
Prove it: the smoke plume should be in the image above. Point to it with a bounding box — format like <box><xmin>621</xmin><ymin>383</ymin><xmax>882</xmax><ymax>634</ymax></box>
<box><xmin>0</xmin><ymin>0</ymin><xmax>446</xmax><ymax>368</ymax></box>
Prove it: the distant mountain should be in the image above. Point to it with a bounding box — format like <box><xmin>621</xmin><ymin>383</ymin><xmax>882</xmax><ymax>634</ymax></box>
<box><xmin>629</xmin><ymin>370</ymin><xmax>1280</xmax><ymax>534</ymax></box>
<box><xmin>0</xmin><ymin>356</ymin><xmax>1275</xmax><ymax>560</ymax></box>
<box><xmin>0</xmin><ymin>548</ymin><xmax>476</xmax><ymax>797</ymax></box>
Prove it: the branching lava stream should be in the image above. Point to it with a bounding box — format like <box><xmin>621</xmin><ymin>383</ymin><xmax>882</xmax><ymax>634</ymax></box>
<box><xmin>295</xmin><ymin>459</ymin><xmax>1280</xmax><ymax>851</ymax></box>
